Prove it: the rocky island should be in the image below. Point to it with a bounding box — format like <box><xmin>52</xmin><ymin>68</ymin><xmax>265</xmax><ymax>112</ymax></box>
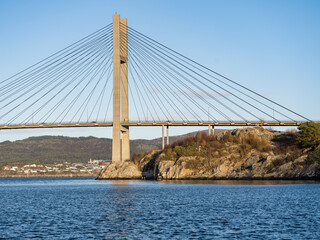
<box><xmin>97</xmin><ymin>124</ymin><xmax>320</xmax><ymax>180</ymax></box>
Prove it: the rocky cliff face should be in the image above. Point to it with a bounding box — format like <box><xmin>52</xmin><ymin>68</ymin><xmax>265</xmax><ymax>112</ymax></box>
<box><xmin>145</xmin><ymin>152</ymin><xmax>319</xmax><ymax>180</ymax></box>
<box><xmin>97</xmin><ymin>127</ymin><xmax>320</xmax><ymax>180</ymax></box>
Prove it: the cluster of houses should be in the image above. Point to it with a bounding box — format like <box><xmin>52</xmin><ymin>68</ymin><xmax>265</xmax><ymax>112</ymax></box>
<box><xmin>2</xmin><ymin>159</ymin><xmax>111</xmax><ymax>175</ymax></box>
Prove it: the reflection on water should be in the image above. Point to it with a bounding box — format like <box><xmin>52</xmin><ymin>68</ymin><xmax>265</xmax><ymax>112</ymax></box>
<box><xmin>104</xmin><ymin>180</ymin><xmax>137</xmax><ymax>239</ymax></box>
<box><xmin>0</xmin><ymin>177</ymin><xmax>320</xmax><ymax>239</ymax></box>
<box><xmin>110</xmin><ymin>180</ymin><xmax>131</xmax><ymax>186</ymax></box>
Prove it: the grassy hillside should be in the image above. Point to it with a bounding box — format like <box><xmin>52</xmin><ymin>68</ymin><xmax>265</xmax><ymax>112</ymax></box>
<box><xmin>0</xmin><ymin>136</ymin><xmax>111</xmax><ymax>165</ymax></box>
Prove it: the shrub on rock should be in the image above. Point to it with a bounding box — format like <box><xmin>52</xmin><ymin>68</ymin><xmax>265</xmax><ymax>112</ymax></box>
<box><xmin>296</xmin><ymin>122</ymin><xmax>320</xmax><ymax>149</ymax></box>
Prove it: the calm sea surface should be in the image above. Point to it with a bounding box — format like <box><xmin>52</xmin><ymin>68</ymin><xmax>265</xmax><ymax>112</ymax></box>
<box><xmin>0</xmin><ymin>178</ymin><xmax>320</xmax><ymax>239</ymax></box>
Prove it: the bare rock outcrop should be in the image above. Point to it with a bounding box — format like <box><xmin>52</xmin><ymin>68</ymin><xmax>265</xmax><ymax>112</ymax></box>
<box><xmin>97</xmin><ymin>161</ymin><xmax>141</xmax><ymax>179</ymax></box>
<box><xmin>148</xmin><ymin>153</ymin><xmax>320</xmax><ymax>180</ymax></box>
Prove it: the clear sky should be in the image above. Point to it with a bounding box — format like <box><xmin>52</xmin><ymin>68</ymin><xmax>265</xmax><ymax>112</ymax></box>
<box><xmin>0</xmin><ymin>0</ymin><xmax>319</xmax><ymax>142</ymax></box>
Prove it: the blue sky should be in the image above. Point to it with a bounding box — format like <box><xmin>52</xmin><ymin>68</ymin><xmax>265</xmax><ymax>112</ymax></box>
<box><xmin>0</xmin><ymin>0</ymin><xmax>319</xmax><ymax>142</ymax></box>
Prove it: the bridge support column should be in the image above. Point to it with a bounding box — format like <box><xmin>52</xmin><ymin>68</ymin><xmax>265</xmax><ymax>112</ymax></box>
<box><xmin>212</xmin><ymin>126</ymin><xmax>215</xmax><ymax>136</ymax></box>
<box><xmin>166</xmin><ymin>126</ymin><xmax>169</xmax><ymax>146</ymax></box>
<box><xmin>162</xmin><ymin>125</ymin><xmax>165</xmax><ymax>149</ymax></box>
<box><xmin>120</xmin><ymin>18</ymin><xmax>130</xmax><ymax>161</ymax></box>
<box><xmin>112</xmin><ymin>14</ymin><xmax>121</xmax><ymax>163</ymax></box>
<box><xmin>208</xmin><ymin>125</ymin><xmax>211</xmax><ymax>135</ymax></box>
<box><xmin>121</xmin><ymin>126</ymin><xmax>130</xmax><ymax>161</ymax></box>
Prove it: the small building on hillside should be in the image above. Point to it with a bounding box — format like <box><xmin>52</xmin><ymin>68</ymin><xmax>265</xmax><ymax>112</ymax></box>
<box><xmin>3</xmin><ymin>166</ymin><xmax>10</xmax><ymax>171</ymax></box>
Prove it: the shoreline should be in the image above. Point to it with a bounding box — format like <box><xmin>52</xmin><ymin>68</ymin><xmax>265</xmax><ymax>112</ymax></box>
<box><xmin>0</xmin><ymin>174</ymin><xmax>97</xmax><ymax>178</ymax></box>
<box><xmin>1</xmin><ymin>176</ymin><xmax>319</xmax><ymax>185</ymax></box>
<box><xmin>1</xmin><ymin>173</ymin><xmax>320</xmax><ymax>181</ymax></box>
<box><xmin>96</xmin><ymin>177</ymin><xmax>320</xmax><ymax>181</ymax></box>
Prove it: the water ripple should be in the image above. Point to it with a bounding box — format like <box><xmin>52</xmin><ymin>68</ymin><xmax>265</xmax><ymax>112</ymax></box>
<box><xmin>0</xmin><ymin>178</ymin><xmax>320</xmax><ymax>239</ymax></box>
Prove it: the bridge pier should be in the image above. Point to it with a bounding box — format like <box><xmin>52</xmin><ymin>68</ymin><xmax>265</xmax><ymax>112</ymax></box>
<box><xmin>121</xmin><ymin>126</ymin><xmax>130</xmax><ymax>161</ymax></box>
<box><xmin>167</xmin><ymin>126</ymin><xmax>169</xmax><ymax>146</ymax></box>
<box><xmin>208</xmin><ymin>125</ymin><xmax>215</xmax><ymax>136</ymax></box>
<box><xmin>162</xmin><ymin>125</ymin><xmax>165</xmax><ymax>149</ymax></box>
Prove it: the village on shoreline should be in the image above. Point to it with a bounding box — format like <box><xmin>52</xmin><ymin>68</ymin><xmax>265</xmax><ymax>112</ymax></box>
<box><xmin>0</xmin><ymin>159</ymin><xmax>110</xmax><ymax>178</ymax></box>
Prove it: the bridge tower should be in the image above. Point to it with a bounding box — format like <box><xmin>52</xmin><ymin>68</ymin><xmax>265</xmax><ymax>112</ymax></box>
<box><xmin>112</xmin><ymin>14</ymin><xmax>130</xmax><ymax>162</ymax></box>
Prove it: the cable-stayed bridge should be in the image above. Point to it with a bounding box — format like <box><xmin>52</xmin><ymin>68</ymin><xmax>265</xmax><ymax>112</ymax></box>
<box><xmin>0</xmin><ymin>15</ymin><xmax>317</xmax><ymax>162</ymax></box>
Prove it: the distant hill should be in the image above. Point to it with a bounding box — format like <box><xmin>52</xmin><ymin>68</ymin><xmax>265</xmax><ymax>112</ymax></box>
<box><xmin>0</xmin><ymin>129</ymin><xmax>225</xmax><ymax>166</ymax></box>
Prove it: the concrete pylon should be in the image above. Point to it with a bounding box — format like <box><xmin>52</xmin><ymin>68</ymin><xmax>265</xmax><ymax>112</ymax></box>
<box><xmin>112</xmin><ymin>14</ymin><xmax>130</xmax><ymax>163</ymax></box>
<box><xmin>120</xmin><ymin>18</ymin><xmax>130</xmax><ymax>161</ymax></box>
<box><xmin>112</xmin><ymin>14</ymin><xmax>121</xmax><ymax>163</ymax></box>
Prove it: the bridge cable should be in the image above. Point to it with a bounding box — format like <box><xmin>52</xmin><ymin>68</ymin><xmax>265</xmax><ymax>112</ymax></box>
<box><xmin>31</xmin><ymin>36</ymin><xmax>114</xmax><ymax>125</ymax></box>
<box><xmin>67</xmin><ymin>45</ymin><xmax>114</xmax><ymax>123</ymax></box>
<box><xmin>128</xmin><ymin>30</ymin><xmax>296</xmax><ymax>122</ymax></box>
<box><xmin>129</xmin><ymin>59</ymin><xmax>159</xmax><ymax>122</ymax></box>
<box><xmin>1</xmin><ymin>30</ymin><xmax>113</xmax><ymax>117</ymax></box>
<box><xmin>5</xmin><ymin>34</ymin><xmax>113</xmax><ymax>124</ymax></box>
<box><xmin>77</xmin><ymin>56</ymin><xmax>113</xmax><ymax>122</ymax></box>
<box><xmin>121</xmin><ymin>38</ymin><xmax>174</xmax><ymax>121</ymax></box>
<box><xmin>0</xmin><ymin>24</ymin><xmax>112</xmax><ymax>88</ymax></box>
<box><xmin>128</xmin><ymin>40</ymin><xmax>220</xmax><ymax>122</ymax></box>
<box><xmin>125</xmin><ymin>30</ymin><xmax>237</xmax><ymax>122</ymax></box>
<box><xmin>126</xmin><ymin>45</ymin><xmax>189</xmax><ymax>122</ymax></box>
<box><xmin>40</xmin><ymin>38</ymin><xmax>113</xmax><ymax>124</ymax></box>
<box><xmin>123</xmin><ymin>38</ymin><xmax>197</xmax><ymax>122</ymax></box>
<box><xmin>22</xmin><ymin>35</ymin><xmax>114</xmax><ymax>124</ymax></box>
<box><xmin>128</xmin><ymin>63</ymin><xmax>153</xmax><ymax>121</ymax></box>
<box><xmin>124</xmin><ymin>24</ymin><xmax>309</xmax><ymax>122</ymax></box>
<box><xmin>103</xmin><ymin>88</ymin><xmax>113</xmax><ymax>122</ymax></box>
<box><xmin>0</xmin><ymin>30</ymin><xmax>113</xmax><ymax>105</ymax></box>
<box><xmin>126</xmin><ymin>28</ymin><xmax>271</xmax><ymax>122</ymax></box>
<box><xmin>124</xmin><ymin>27</ymin><xmax>249</xmax><ymax>121</ymax></box>
<box><xmin>126</xmin><ymin>36</ymin><xmax>225</xmax><ymax>122</ymax></box>
<box><xmin>91</xmin><ymin>61</ymin><xmax>113</xmax><ymax>122</ymax></box>
<box><xmin>0</xmin><ymin>25</ymin><xmax>112</xmax><ymax>96</ymax></box>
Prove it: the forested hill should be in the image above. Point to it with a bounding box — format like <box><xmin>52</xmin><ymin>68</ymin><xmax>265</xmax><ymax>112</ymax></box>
<box><xmin>0</xmin><ymin>130</ymin><xmax>224</xmax><ymax>166</ymax></box>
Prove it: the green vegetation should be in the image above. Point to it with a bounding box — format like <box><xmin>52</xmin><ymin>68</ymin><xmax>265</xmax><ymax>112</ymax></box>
<box><xmin>131</xmin><ymin>151</ymin><xmax>147</xmax><ymax>166</ymax></box>
<box><xmin>296</xmin><ymin>122</ymin><xmax>320</xmax><ymax>164</ymax></box>
<box><xmin>307</xmin><ymin>147</ymin><xmax>320</xmax><ymax>164</ymax></box>
<box><xmin>133</xmin><ymin>127</ymin><xmax>307</xmax><ymax>173</ymax></box>
<box><xmin>296</xmin><ymin>122</ymin><xmax>320</xmax><ymax>149</ymax></box>
<box><xmin>161</xmin><ymin>129</ymin><xmax>273</xmax><ymax>162</ymax></box>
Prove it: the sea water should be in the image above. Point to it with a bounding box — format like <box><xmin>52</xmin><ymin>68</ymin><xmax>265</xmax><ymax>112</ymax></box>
<box><xmin>0</xmin><ymin>177</ymin><xmax>319</xmax><ymax>239</ymax></box>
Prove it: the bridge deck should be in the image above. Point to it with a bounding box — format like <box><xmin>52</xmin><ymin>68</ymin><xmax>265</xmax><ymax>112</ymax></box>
<box><xmin>0</xmin><ymin>121</ymin><xmax>314</xmax><ymax>130</ymax></box>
